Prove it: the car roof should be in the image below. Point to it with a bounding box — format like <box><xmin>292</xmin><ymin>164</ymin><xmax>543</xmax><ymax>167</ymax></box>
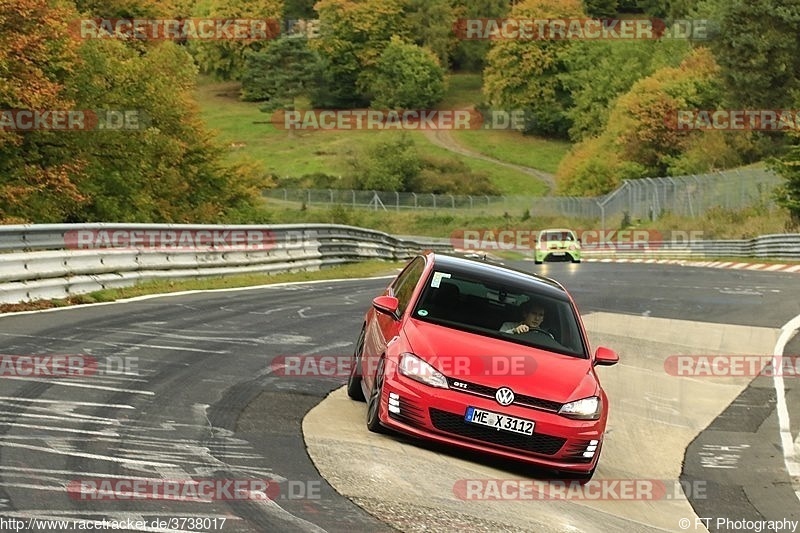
<box><xmin>539</xmin><ymin>228</ymin><xmax>576</xmax><ymax>234</ymax></box>
<box><xmin>429</xmin><ymin>253</ymin><xmax>569</xmax><ymax>299</ymax></box>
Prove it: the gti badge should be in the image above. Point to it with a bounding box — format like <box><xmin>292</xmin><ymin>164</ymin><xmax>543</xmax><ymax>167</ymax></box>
<box><xmin>495</xmin><ymin>387</ymin><xmax>515</xmax><ymax>406</ymax></box>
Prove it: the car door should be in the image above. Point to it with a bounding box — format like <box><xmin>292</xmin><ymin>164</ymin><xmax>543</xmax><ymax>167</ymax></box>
<box><xmin>362</xmin><ymin>256</ymin><xmax>426</xmax><ymax>389</ymax></box>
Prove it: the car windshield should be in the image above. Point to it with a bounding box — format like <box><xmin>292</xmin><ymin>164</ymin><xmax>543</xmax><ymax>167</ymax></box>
<box><xmin>541</xmin><ymin>231</ymin><xmax>573</xmax><ymax>242</ymax></box>
<box><xmin>412</xmin><ymin>269</ymin><xmax>587</xmax><ymax>358</ymax></box>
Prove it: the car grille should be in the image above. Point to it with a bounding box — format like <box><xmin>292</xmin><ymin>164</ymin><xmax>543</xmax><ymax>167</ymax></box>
<box><xmin>446</xmin><ymin>378</ymin><xmax>563</xmax><ymax>413</ymax></box>
<box><xmin>429</xmin><ymin>408</ymin><xmax>566</xmax><ymax>456</ymax></box>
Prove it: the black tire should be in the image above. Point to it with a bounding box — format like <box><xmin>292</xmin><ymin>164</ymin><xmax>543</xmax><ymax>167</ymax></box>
<box><xmin>534</xmin><ymin>258</ymin><xmax>543</xmax><ymax>265</ymax></box>
<box><xmin>347</xmin><ymin>327</ymin><xmax>366</xmax><ymax>401</ymax></box>
<box><xmin>571</xmin><ymin>256</ymin><xmax>581</xmax><ymax>264</ymax></box>
<box><xmin>562</xmin><ymin>444</ymin><xmax>600</xmax><ymax>484</ymax></box>
<box><xmin>366</xmin><ymin>357</ymin><xmax>387</xmax><ymax>433</ymax></box>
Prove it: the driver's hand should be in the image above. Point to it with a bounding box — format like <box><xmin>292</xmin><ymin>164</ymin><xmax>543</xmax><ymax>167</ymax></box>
<box><xmin>514</xmin><ymin>324</ymin><xmax>529</xmax><ymax>334</ymax></box>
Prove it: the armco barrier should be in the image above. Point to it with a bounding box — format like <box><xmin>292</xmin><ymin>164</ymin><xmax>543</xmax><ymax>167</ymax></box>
<box><xmin>0</xmin><ymin>224</ymin><xmax>797</xmax><ymax>305</ymax></box>
<box><xmin>580</xmin><ymin>234</ymin><xmax>800</xmax><ymax>260</ymax></box>
<box><xmin>0</xmin><ymin>223</ymin><xmax>452</xmax><ymax>304</ymax></box>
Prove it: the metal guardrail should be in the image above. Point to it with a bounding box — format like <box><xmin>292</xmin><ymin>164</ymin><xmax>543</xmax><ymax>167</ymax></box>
<box><xmin>0</xmin><ymin>223</ymin><xmax>452</xmax><ymax>304</ymax></box>
<box><xmin>0</xmin><ymin>224</ymin><xmax>797</xmax><ymax>305</ymax></box>
<box><xmin>580</xmin><ymin>234</ymin><xmax>800</xmax><ymax>260</ymax></box>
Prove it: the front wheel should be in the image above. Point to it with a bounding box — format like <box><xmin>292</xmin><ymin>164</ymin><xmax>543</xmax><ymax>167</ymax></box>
<box><xmin>366</xmin><ymin>357</ymin><xmax>387</xmax><ymax>433</ymax></box>
<box><xmin>347</xmin><ymin>327</ymin><xmax>366</xmax><ymax>401</ymax></box>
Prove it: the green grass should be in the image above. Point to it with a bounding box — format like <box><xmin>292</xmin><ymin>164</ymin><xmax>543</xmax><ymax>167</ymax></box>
<box><xmin>0</xmin><ymin>260</ymin><xmax>402</xmax><ymax>314</ymax></box>
<box><xmin>437</xmin><ymin>72</ymin><xmax>483</xmax><ymax>109</ymax></box>
<box><xmin>450</xmin><ymin>129</ymin><xmax>572</xmax><ymax>175</ymax></box>
<box><xmin>195</xmin><ymin>77</ymin><xmax>547</xmax><ymax>194</ymax></box>
<box><xmin>258</xmin><ymin>202</ymin><xmax>597</xmax><ymax>237</ymax></box>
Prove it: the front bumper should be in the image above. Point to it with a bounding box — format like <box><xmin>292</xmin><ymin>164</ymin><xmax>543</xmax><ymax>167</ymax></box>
<box><xmin>378</xmin><ymin>372</ymin><xmax>604</xmax><ymax>473</ymax></box>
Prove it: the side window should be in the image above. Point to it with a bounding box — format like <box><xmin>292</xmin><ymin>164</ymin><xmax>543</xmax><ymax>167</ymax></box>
<box><xmin>390</xmin><ymin>257</ymin><xmax>425</xmax><ymax>315</ymax></box>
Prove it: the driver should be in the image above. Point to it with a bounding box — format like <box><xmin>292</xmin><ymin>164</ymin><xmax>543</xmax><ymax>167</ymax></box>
<box><xmin>501</xmin><ymin>302</ymin><xmax>549</xmax><ymax>336</ymax></box>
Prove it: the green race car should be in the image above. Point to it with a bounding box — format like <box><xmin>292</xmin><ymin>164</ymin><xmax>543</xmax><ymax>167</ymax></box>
<box><xmin>534</xmin><ymin>229</ymin><xmax>582</xmax><ymax>264</ymax></box>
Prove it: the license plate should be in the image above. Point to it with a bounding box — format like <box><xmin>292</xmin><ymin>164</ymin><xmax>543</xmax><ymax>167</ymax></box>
<box><xmin>551</xmin><ymin>252</ymin><xmax>565</xmax><ymax>256</ymax></box>
<box><xmin>464</xmin><ymin>407</ymin><xmax>534</xmax><ymax>436</ymax></box>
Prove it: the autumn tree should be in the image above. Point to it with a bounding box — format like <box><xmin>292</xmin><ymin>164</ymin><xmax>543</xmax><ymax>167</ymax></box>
<box><xmin>556</xmin><ymin>48</ymin><xmax>735</xmax><ymax>195</ymax></box>
<box><xmin>64</xmin><ymin>38</ymin><xmax>266</xmax><ymax>222</ymax></box>
<box><xmin>0</xmin><ymin>0</ymin><xmax>85</xmax><ymax>223</ymax></box>
<box><xmin>482</xmin><ymin>0</ymin><xmax>585</xmax><ymax>138</ymax></box>
<box><xmin>188</xmin><ymin>0</ymin><xmax>283</xmax><ymax>81</ymax></box>
<box><xmin>311</xmin><ymin>0</ymin><xmax>410</xmax><ymax>107</ymax></box>
<box><xmin>560</xmin><ymin>38</ymin><xmax>691</xmax><ymax>141</ymax></box>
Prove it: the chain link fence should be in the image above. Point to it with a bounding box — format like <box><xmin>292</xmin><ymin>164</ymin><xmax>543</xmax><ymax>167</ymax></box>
<box><xmin>263</xmin><ymin>168</ymin><xmax>783</xmax><ymax>226</ymax></box>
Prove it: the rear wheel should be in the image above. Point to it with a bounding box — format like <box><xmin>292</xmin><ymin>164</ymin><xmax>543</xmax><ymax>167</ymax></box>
<box><xmin>346</xmin><ymin>327</ymin><xmax>366</xmax><ymax>401</ymax></box>
<box><xmin>366</xmin><ymin>357</ymin><xmax>387</xmax><ymax>433</ymax></box>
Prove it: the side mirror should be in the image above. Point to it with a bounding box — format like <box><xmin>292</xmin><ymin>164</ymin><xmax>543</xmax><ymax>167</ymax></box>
<box><xmin>594</xmin><ymin>346</ymin><xmax>619</xmax><ymax>366</ymax></box>
<box><xmin>372</xmin><ymin>295</ymin><xmax>400</xmax><ymax>318</ymax></box>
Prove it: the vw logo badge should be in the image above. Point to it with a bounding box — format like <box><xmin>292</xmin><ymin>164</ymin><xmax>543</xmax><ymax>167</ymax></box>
<box><xmin>495</xmin><ymin>387</ymin><xmax>515</xmax><ymax>406</ymax></box>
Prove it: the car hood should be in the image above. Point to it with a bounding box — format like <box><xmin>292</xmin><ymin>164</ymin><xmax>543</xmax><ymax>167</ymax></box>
<box><xmin>403</xmin><ymin>319</ymin><xmax>597</xmax><ymax>404</ymax></box>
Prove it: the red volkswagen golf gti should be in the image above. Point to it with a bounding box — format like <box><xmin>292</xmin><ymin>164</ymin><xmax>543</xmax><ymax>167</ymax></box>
<box><xmin>347</xmin><ymin>253</ymin><xmax>618</xmax><ymax>480</ymax></box>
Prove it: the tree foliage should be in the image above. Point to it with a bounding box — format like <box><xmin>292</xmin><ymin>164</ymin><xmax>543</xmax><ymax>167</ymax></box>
<box><xmin>770</xmin><ymin>134</ymin><xmax>800</xmax><ymax>226</ymax></box>
<box><xmin>450</xmin><ymin>0</ymin><xmax>510</xmax><ymax>71</ymax></box>
<box><xmin>240</xmin><ymin>36</ymin><xmax>322</xmax><ymax>108</ymax></box>
<box><xmin>560</xmin><ymin>39</ymin><xmax>691</xmax><ymax>141</ymax></box>
<box><xmin>402</xmin><ymin>0</ymin><xmax>457</xmax><ymax>68</ymax></box>
<box><xmin>311</xmin><ymin>0</ymin><xmax>410</xmax><ymax>107</ymax></box>
<box><xmin>368</xmin><ymin>37</ymin><xmax>445</xmax><ymax>109</ymax></box>
<box><xmin>482</xmin><ymin>0</ymin><xmax>585</xmax><ymax>138</ymax></box>
<box><xmin>556</xmin><ymin>48</ymin><xmax>737</xmax><ymax>195</ymax></box>
<box><xmin>187</xmin><ymin>0</ymin><xmax>283</xmax><ymax>81</ymax></box>
<box><xmin>0</xmin><ymin>0</ymin><xmax>85</xmax><ymax>222</ymax></box>
<box><xmin>708</xmin><ymin>0</ymin><xmax>800</xmax><ymax>108</ymax></box>
<box><xmin>0</xmin><ymin>0</ymin><xmax>265</xmax><ymax>223</ymax></box>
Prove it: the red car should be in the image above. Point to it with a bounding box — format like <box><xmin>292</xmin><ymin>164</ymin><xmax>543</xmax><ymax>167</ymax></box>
<box><xmin>347</xmin><ymin>253</ymin><xmax>618</xmax><ymax>480</ymax></box>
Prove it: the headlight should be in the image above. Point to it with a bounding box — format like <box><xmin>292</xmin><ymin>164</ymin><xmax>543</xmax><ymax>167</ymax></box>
<box><xmin>398</xmin><ymin>353</ymin><xmax>449</xmax><ymax>389</ymax></box>
<box><xmin>559</xmin><ymin>396</ymin><xmax>601</xmax><ymax>420</ymax></box>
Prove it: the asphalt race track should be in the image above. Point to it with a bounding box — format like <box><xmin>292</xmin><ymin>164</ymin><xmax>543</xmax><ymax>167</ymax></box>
<box><xmin>0</xmin><ymin>261</ymin><xmax>798</xmax><ymax>532</ymax></box>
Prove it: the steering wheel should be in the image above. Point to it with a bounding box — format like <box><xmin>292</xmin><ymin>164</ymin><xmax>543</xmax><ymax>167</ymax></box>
<box><xmin>529</xmin><ymin>327</ymin><xmax>555</xmax><ymax>340</ymax></box>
